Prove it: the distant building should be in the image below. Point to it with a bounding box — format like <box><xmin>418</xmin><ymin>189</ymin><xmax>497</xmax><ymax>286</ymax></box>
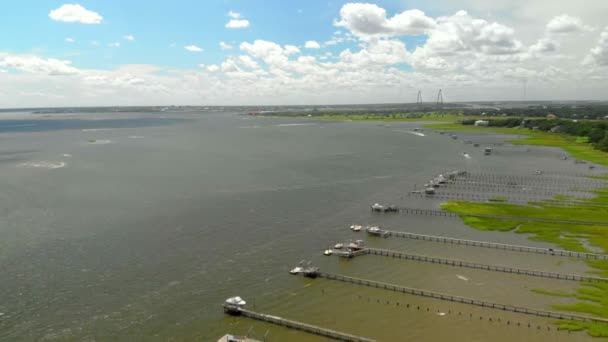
<box><xmin>546</xmin><ymin>113</ymin><xmax>557</xmax><ymax>119</ymax></box>
<box><xmin>475</xmin><ymin>120</ymin><xmax>489</xmax><ymax>127</ymax></box>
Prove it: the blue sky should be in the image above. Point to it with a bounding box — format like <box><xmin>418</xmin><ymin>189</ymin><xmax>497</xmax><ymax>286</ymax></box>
<box><xmin>0</xmin><ymin>1</ymin><xmax>606</xmax><ymax>107</ymax></box>
<box><xmin>1</xmin><ymin>0</ymin><xmax>429</xmax><ymax>70</ymax></box>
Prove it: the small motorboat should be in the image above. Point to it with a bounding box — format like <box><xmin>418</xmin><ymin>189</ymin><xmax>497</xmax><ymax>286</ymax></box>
<box><xmin>350</xmin><ymin>225</ymin><xmax>362</xmax><ymax>231</ymax></box>
<box><xmin>534</xmin><ymin>169</ymin><xmax>543</xmax><ymax>175</ymax></box>
<box><xmin>289</xmin><ymin>266</ymin><xmax>303</xmax><ymax>274</ymax></box>
<box><xmin>225</xmin><ymin>296</ymin><xmax>247</xmax><ymax>306</ymax></box>
<box><xmin>324</xmin><ymin>249</ymin><xmax>333</xmax><ymax>256</ymax></box>
<box><xmin>334</xmin><ymin>243</ymin><xmax>344</xmax><ymax>249</ymax></box>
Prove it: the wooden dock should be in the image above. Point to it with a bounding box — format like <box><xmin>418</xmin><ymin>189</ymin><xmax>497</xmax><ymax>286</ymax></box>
<box><xmin>315</xmin><ymin>272</ymin><xmax>608</xmax><ymax>324</ymax></box>
<box><xmin>394</xmin><ymin>207</ymin><xmax>608</xmax><ymax>226</ymax></box>
<box><xmin>378</xmin><ymin>230</ymin><xmax>608</xmax><ymax>260</ymax></box>
<box><xmin>364</xmin><ymin>247</ymin><xmax>608</xmax><ymax>283</ymax></box>
<box><xmin>228</xmin><ymin>307</ymin><xmax>375</xmax><ymax>342</ymax></box>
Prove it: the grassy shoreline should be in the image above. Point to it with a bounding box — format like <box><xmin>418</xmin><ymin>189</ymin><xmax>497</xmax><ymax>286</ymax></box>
<box><xmin>268</xmin><ymin>113</ymin><xmax>513</xmax><ymax>123</ymax></box>
<box><xmin>425</xmin><ymin>123</ymin><xmax>608</xmax><ymax>167</ymax></box>
<box><xmin>429</xmin><ymin>123</ymin><xmax>608</xmax><ymax>336</ymax></box>
<box><xmin>269</xmin><ymin>113</ymin><xmax>608</xmax><ymax>335</ymax></box>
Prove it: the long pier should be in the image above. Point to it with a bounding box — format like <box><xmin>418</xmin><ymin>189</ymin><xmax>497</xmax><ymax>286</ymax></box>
<box><xmin>364</xmin><ymin>247</ymin><xmax>608</xmax><ymax>283</ymax></box>
<box><xmin>376</xmin><ymin>230</ymin><xmax>608</xmax><ymax>260</ymax></box>
<box><xmin>231</xmin><ymin>307</ymin><xmax>375</xmax><ymax>342</ymax></box>
<box><xmin>392</xmin><ymin>207</ymin><xmax>608</xmax><ymax>226</ymax></box>
<box><xmin>315</xmin><ymin>272</ymin><xmax>608</xmax><ymax>324</ymax></box>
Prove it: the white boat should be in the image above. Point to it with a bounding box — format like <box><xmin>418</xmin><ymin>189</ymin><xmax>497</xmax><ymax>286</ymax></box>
<box><xmin>425</xmin><ymin>187</ymin><xmax>435</xmax><ymax>195</ymax></box>
<box><xmin>350</xmin><ymin>225</ymin><xmax>362</xmax><ymax>231</ymax></box>
<box><xmin>334</xmin><ymin>243</ymin><xmax>344</xmax><ymax>249</ymax></box>
<box><xmin>534</xmin><ymin>169</ymin><xmax>543</xmax><ymax>175</ymax></box>
<box><xmin>367</xmin><ymin>226</ymin><xmax>380</xmax><ymax>233</ymax></box>
<box><xmin>324</xmin><ymin>249</ymin><xmax>333</xmax><ymax>256</ymax></box>
<box><xmin>371</xmin><ymin>203</ymin><xmax>384</xmax><ymax>212</ymax></box>
<box><xmin>225</xmin><ymin>296</ymin><xmax>247</xmax><ymax>306</ymax></box>
<box><xmin>289</xmin><ymin>267</ymin><xmax>303</xmax><ymax>274</ymax></box>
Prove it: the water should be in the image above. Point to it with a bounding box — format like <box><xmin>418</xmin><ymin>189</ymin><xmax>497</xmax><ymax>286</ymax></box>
<box><xmin>0</xmin><ymin>111</ymin><xmax>600</xmax><ymax>341</ymax></box>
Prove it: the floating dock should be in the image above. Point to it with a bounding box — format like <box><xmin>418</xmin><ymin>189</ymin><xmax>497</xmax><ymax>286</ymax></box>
<box><xmin>373</xmin><ymin>230</ymin><xmax>608</xmax><ymax>260</ymax></box>
<box><xmin>311</xmin><ymin>272</ymin><xmax>608</xmax><ymax>324</ymax></box>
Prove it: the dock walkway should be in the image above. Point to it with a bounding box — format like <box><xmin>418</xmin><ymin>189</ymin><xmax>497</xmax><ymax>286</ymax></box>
<box><xmin>315</xmin><ymin>272</ymin><xmax>608</xmax><ymax>324</ymax></box>
<box><xmin>364</xmin><ymin>247</ymin><xmax>608</xmax><ymax>283</ymax></box>
<box><xmin>392</xmin><ymin>207</ymin><xmax>608</xmax><ymax>226</ymax></box>
<box><xmin>378</xmin><ymin>230</ymin><xmax>608</xmax><ymax>260</ymax></box>
<box><xmin>231</xmin><ymin>307</ymin><xmax>375</xmax><ymax>342</ymax></box>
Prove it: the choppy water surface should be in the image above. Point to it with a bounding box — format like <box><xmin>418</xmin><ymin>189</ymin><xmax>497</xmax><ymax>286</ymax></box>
<box><xmin>0</xmin><ymin>111</ymin><xmax>603</xmax><ymax>341</ymax></box>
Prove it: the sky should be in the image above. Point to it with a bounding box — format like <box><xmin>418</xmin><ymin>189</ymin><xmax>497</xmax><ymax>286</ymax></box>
<box><xmin>0</xmin><ymin>0</ymin><xmax>607</xmax><ymax>107</ymax></box>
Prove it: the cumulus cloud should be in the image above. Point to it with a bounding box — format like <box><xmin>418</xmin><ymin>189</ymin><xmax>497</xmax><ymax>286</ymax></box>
<box><xmin>284</xmin><ymin>45</ymin><xmax>301</xmax><ymax>55</ymax></box>
<box><xmin>4</xmin><ymin>4</ymin><xmax>608</xmax><ymax>107</ymax></box>
<box><xmin>48</xmin><ymin>4</ymin><xmax>103</xmax><ymax>24</ymax></box>
<box><xmin>584</xmin><ymin>27</ymin><xmax>608</xmax><ymax>66</ymax></box>
<box><xmin>304</xmin><ymin>41</ymin><xmax>321</xmax><ymax>49</ymax></box>
<box><xmin>547</xmin><ymin>14</ymin><xmax>593</xmax><ymax>34</ymax></box>
<box><xmin>123</xmin><ymin>35</ymin><xmax>135</xmax><ymax>41</ymax></box>
<box><xmin>238</xmin><ymin>55</ymin><xmax>260</xmax><ymax>69</ymax></box>
<box><xmin>0</xmin><ymin>53</ymin><xmax>79</xmax><ymax>75</ymax></box>
<box><xmin>529</xmin><ymin>38</ymin><xmax>559</xmax><ymax>54</ymax></box>
<box><xmin>219</xmin><ymin>41</ymin><xmax>233</xmax><ymax>50</ymax></box>
<box><xmin>335</xmin><ymin>3</ymin><xmax>435</xmax><ymax>37</ymax></box>
<box><xmin>65</xmin><ymin>37</ymin><xmax>75</xmax><ymax>43</ymax></box>
<box><xmin>108</xmin><ymin>42</ymin><xmax>120</xmax><ymax>48</ymax></box>
<box><xmin>226</xmin><ymin>19</ymin><xmax>250</xmax><ymax>29</ymax></box>
<box><xmin>414</xmin><ymin>11</ymin><xmax>523</xmax><ymax>58</ymax></box>
<box><xmin>184</xmin><ymin>45</ymin><xmax>203</xmax><ymax>52</ymax></box>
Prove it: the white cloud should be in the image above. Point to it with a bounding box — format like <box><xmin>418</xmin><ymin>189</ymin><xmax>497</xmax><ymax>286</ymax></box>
<box><xmin>584</xmin><ymin>27</ymin><xmax>608</xmax><ymax>66</ymax></box>
<box><xmin>547</xmin><ymin>14</ymin><xmax>593</xmax><ymax>34</ymax></box>
<box><xmin>0</xmin><ymin>53</ymin><xmax>79</xmax><ymax>75</ymax></box>
<box><xmin>4</xmin><ymin>3</ymin><xmax>608</xmax><ymax>107</ymax></box>
<box><xmin>284</xmin><ymin>45</ymin><xmax>301</xmax><ymax>55</ymax></box>
<box><xmin>220</xmin><ymin>41</ymin><xmax>233</xmax><ymax>50</ymax></box>
<box><xmin>228</xmin><ymin>11</ymin><xmax>241</xmax><ymax>19</ymax></box>
<box><xmin>108</xmin><ymin>42</ymin><xmax>120</xmax><ymax>48</ymax></box>
<box><xmin>48</xmin><ymin>4</ymin><xmax>103</xmax><ymax>24</ymax></box>
<box><xmin>304</xmin><ymin>41</ymin><xmax>321</xmax><ymax>49</ymax></box>
<box><xmin>529</xmin><ymin>38</ymin><xmax>559</xmax><ymax>55</ymax></box>
<box><xmin>184</xmin><ymin>45</ymin><xmax>203</xmax><ymax>52</ymax></box>
<box><xmin>65</xmin><ymin>37</ymin><xmax>75</xmax><ymax>43</ymax></box>
<box><xmin>238</xmin><ymin>55</ymin><xmax>259</xmax><ymax>69</ymax></box>
<box><xmin>335</xmin><ymin>3</ymin><xmax>435</xmax><ymax>37</ymax></box>
<box><xmin>414</xmin><ymin>11</ymin><xmax>523</xmax><ymax>57</ymax></box>
<box><xmin>123</xmin><ymin>35</ymin><xmax>135</xmax><ymax>41</ymax></box>
<box><xmin>226</xmin><ymin>19</ymin><xmax>250</xmax><ymax>29</ymax></box>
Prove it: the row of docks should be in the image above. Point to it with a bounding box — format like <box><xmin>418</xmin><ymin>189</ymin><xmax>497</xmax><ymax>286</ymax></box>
<box><xmin>461</xmin><ymin>172</ymin><xmax>604</xmax><ymax>188</ymax></box>
<box><xmin>409</xmin><ymin>170</ymin><xmax>605</xmax><ymax>205</ymax></box>
<box><xmin>223</xmin><ymin>166</ymin><xmax>607</xmax><ymax>340</ymax></box>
